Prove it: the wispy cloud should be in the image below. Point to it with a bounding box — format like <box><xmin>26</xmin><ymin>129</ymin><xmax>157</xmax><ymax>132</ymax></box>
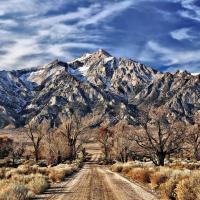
<box><xmin>177</xmin><ymin>0</ymin><xmax>200</xmax><ymax>21</ymax></box>
<box><xmin>139</xmin><ymin>40</ymin><xmax>200</xmax><ymax>73</ymax></box>
<box><xmin>0</xmin><ymin>0</ymin><xmax>200</xmax><ymax>73</ymax></box>
<box><xmin>170</xmin><ymin>28</ymin><xmax>195</xmax><ymax>41</ymax></box>
<box><xmin>0</xmin><ymin>0</ymin><xmax>135</xmax><ymax>69</ymax></box>
<box><xmin>79</xmin><ymin>1</ymin><xmax>135</xmax><ymax>25</ymax></box>
<box><xmin>0</xmin><ymin>0</ymin><xmax>68</xmax><ymax>17</ymax></box>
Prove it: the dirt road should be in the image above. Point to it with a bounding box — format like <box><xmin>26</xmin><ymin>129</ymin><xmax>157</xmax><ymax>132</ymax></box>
<box><xmin>36</xmin><ymin>143</ymin><xmax>157</xmax><ymax>200</ymax></box>
<box><xmin>37</xmin><ymin>163</ymin><xmax>157</xmax><ymax>200</ymax></box>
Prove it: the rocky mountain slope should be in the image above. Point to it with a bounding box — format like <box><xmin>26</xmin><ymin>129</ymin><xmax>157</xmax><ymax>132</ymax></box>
<box><xmin>0</xmin><ymin>49</ymin><xmax>199</xmax><ymax>128</ymax></box>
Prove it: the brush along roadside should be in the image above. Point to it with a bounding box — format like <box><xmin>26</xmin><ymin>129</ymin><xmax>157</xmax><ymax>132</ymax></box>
<box><xmin>111</xmin><ymin>161</ymin><xmax>200</xmax><ymax>200</ymax></box>
<box><xmin>0</xmin><ymin>159</ymin><xmax>83</xmax><ymax>200</ymax></box>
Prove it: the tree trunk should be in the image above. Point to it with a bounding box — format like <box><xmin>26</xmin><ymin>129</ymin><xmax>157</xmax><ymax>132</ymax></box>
<box><xmin>68</xmin><ymin>145</ymin><xmax>73</xmax><ymax>160</ymax></box>
<box><xmin>72</xmin><ymin>143</ymin><xmax>76</xmax><ymax>160</ymax></box>
<box><xmin>104</xmin><ymin>145</ymin><xmax>109</xmax><ymax>161</ymax></box>
<box><xmin>124</xmin><ymin>147</ymin><xmax>128</xmax><ymax>162</ymax></box>
<box><xmin>120</xmin><ymin>152</ymin><xmax>124</xmax><ymax>163</ymax></box>
<box><xmin>68</xmin><ymin>143</ymin><xmax>76</xmax><ymax>161</ymax></box>
<box><xmin>194</xmin><ymin>147</ymin><xmax>200</xmax><ymax>161</ymax></box>
<box><xmin>34</xmin><ymin>149</ymin><xmax>39</xmax><ymax>162</ymax></box>
<box><xmin>157</xmin><ymin>152</ymin><xmax>166</xmax><ymax>166</ymax></box>
<box><xmin>12</xmin><ymin>157</ymin><xmax>15</xmax><ymax>166</ymax></box>
<box><xmin>57</xmin><ymin>150</ymin><xmax>62</xmax><ymax>164</ymax></box>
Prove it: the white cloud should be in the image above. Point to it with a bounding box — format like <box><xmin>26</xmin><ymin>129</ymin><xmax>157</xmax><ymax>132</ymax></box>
<box><xmin>177</xmin><ymin>0</ymin><xmax>200</xmax><ymax>21</ymax></box>
<box><xmin>46</xmin><ymin>42</ymin><xmax>99</xmax><ymax>57</ymax></box>
<box><xmin>0</xmin><ymin>19</ymin><xmax>18</xmax><ymax>27</ymax></box>
<box><xmin>170</xmin><ymin>28</ymin><xmax>195</xmax><ymax>40</ymax></box>
<box><xmin>79</xmin><ymin>0</ymin><xmax>135</xmax><ymax>25</ymax></box>
<box><xmin>31</xmin><ymin>6</ymin><xmax>95</xmax><ymax>28</ymax></box>
<box><xmin>0</xmin><ymin>0</ymin><xmax>68</xmax><ymax>17</ymax></box>
<box><xmin>166</xmin><ymin>65</ymin><xmax>200</xmax><ymax>74</ymax></box>
<box><xmin>0</xmin><ymin>0</ymin><xmax>135</xmax><ymax>69</ymax></box>
<box><xmin>139</xmin><ymin>40</ymin><xmax>200</xmax><ymax>73</ymax></box>
<box><xmin>0</xmin><ymin>38</ymin><xmax>41</xmax><ymax>68</ymax></box>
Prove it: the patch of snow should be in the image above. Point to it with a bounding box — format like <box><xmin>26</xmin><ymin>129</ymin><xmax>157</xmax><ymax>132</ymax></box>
<box><xmin>192</xmin><ymin>73</ymin><xmax>199</xmax><ymax>76</ymax></box>
<box><xmin>104</xmin><ymin>57</ymin><xmax>114</xmax><ymax>63</ymax></box>
<box><xmin>20</xmin><ymin>66</ymin><xmax>64</xmax><ymax>87</ymax></box>
<box><xmin>69</xmin><ymin>53</ymin><xmax>92</xmax><ymax>64</ymax></box>
<box><xmin>68</xmin><ymin>65</ymin><xmax>90</xmax><ymax>81</ymax></box>
<box><xmin>19</xmin><ymin>69</ymin><xmax>44</xmax><ymax>87</ymax></box>
<box><xmin>78</xmin><ymin>65</ymin><xmax>90</xmax><ymax>75</ymax></box>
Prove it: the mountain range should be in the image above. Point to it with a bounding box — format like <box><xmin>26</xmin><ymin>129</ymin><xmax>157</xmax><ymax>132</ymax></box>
<box><xmin>0</xmin><ymin>49</ymin><xmax>199</xmax><ymax>128</ymax></box>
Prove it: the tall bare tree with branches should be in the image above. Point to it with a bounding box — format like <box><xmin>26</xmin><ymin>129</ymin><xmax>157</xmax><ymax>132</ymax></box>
<box><xmin>59</xmin><ymin>113</ymin><xmax>96</xmax><ymax>160</ymax></box>
<box><xmin>97</xmin><ymin>126</ymin><xmax>114</xmax><ymax>162</ymax></box>
<box><xmin>26</xmin><ymin>119</ymin><xmax>49</xmax><ymax>162</ymax></box>
<box><xmin>9</xmin><ymin>141</ymin><xmax>25</xmax><ymax>166</ymax></box>
<box><xmin>112</xmin><ymin>120</ymin><xmax>132</xmax><ymax>162</ymax></box>
<box><xmin>130</xmin><ymin>107</ymin><xmax>185</xmax><ymax>166</ymax></box>
<box><xmin>186</xmin><ymin>111</ymin><xmax>200</xmax><ymax>160</ymax></box>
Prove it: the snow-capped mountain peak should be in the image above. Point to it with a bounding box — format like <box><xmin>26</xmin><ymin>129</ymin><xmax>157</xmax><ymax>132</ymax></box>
<box><xmin>0</xmin><ymin>50</ymin><xmax>199</xmax><ymax>128</ymax></box>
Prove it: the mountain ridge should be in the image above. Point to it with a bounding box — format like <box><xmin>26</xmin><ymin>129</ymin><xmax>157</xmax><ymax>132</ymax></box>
<box><xmin>0</xmin><ymin>49</ymin><xmax>199</xmax><ymax>128</ymax></box>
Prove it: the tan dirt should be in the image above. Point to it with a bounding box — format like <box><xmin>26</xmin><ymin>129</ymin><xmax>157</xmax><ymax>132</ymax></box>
<box><xmin>36</xmin><ymin>163</ymin><xmax>158</xmax><ymax>200</ymax></box>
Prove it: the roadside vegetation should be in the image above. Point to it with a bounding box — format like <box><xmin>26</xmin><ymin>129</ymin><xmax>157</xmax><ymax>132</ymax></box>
<box><xmin>0</xmin><ymin>111</ymin><xmax>93</xmax><ymax>200</ymax></box>
<box><xmin>0</xmin><ymin>107</ymin><xmax>199</xmax><ymax>199</ymax></box>
<box><xmin>111</xmin><ymin>161</ymin><xmax>200</xmax><ymax>200</ymax></box>
<box><xmin>0</xmin><ymin>160</ymin><xmax>82</xmax><ymax>200</ymax></box>
<box><xmin>107</xmin><ymin>108</ymin><xmax>200</xmax><ymax>199</ymax></box>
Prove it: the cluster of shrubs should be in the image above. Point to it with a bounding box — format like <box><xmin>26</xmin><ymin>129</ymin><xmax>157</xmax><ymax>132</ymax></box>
<box><xmin>111</xmin><ymin>161</ymin><xmax>200</xmax><ymax>200</ymax></box>
<box><xmin>0</xmin><ymin>159</ymin><xmax>82</xmax><ymax>200</ymax></box>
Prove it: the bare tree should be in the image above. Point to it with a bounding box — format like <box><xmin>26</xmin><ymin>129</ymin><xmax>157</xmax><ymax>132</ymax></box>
<box><xmin>186</xmin><ymin>112</ymin><xmax>200</xmax><ymax>160</ymax></box>
<box><xmin>26</xmin><ymin>119</ymin><xmax>49</xmax><ymax>162</ymax></box>
<box><xmin>112</xmin><ymin>121</ymin><xmax>132</xmax><ymax>162</ymax></box>
<box><xmin>44</xmin><ymin>128</ymin><xmax>69</xmax><ymax>165</ymax></box>
<box><xmin>0</xmin><ymin>136</ymin><xmax>13</xmax><ymax>159</ymax></box>
<box><xmin>9</xmin><ymin>141</ymin><xmax>25</xmax><ymax>166</ymax></box>
<box><xmin>97</xmin><ymin>126</ymin><xmax>114</xmax><ymax>162</ymax></box>
<box><xmin>59</xmin><ymin>113</ymin><xmax>96</xmax><ymax>160</ymax></box>
<box><xmin>130</xmin><ymin>107</ymin><xmax>185</xmax><ymax>166</ymax></box>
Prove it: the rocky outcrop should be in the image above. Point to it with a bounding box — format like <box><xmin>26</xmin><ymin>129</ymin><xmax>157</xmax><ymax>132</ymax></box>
<box><xmin>0</xmin><ymin>50</ymin><xmax>199</xmax><ymax>128</ymax></box>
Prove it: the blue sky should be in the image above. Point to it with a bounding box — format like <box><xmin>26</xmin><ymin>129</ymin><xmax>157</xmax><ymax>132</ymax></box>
<box><xmin>0</xmin><ymin>0</ymin><xmax>200</xmax><ymax>73</ymax></box>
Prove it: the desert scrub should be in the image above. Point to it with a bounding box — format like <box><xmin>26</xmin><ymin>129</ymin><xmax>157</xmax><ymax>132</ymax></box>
<box><xmin>0</xmin><ymin>167</ymin><xmax>11</xmax><ymax>179</ymax></box>
<box><xmin>159</xmin><ymin>175</ymin><xmax>188</xmax><ymax>200</ymax></box>
<box><xmin>49</xmin><ymin>168</ymin><xmax>67</xmax><ymax>182</ymax></box>
<box><xmin>111</xmin><ymin>163</ymin><xmax>123</xmax><ymax>173</ymax></box>
<box><xmin>175</xmin><ymin>175</ymin><xmax>200</xmax><ymax>200</ymax></box>
<box><xmin>159</xmin><ymin>178</ymin><xmax>179</xmax><ymax>200</ymax></box>
<box><xmin>36</xmin><ymin>167</ymin><xmax>49</xmax><ymax>176</ymax></box>
<box><xmin>127</xmin><ymin>168</ymin><xmax>153</xmax><ymax>184</ymax></box>
<box><xmin>27</xmin><ymin>174</ymin><xmax>49</xmax><ymax>194</ymax></box>
<box><xmin>9</xmin><ymin>173</ymin><xmax>49</xmax><ymax>195</ymax></box>
<box><xmin>111</xmin><ymin>162</ymin><xmax>147</xmax><ymax>174</ymax></box>
<box><xmin>48</xmin><ymin>163</ymin><xmax>79</xmax><ymax>182</ymax></box>
<box><xmin>11</xmin><ymin>174</ymin><xmax>33</xmax><ymax>184</ymax></box>
<box><xmin>72</xmin><ymin>159</ymin><xmax>83</xmax><ymax>168</ymax></box>
<box><xmin>150</xmin><ymin>172</ymin><xmax>168</xmax><ymax>189</ymax></box>
<box><xmin>0</xmin><ymin>183</ymin><xmax>28</xmax><ymax>200</ymax></box>
<box><xmin>17</xmin><ymin>164</ymin><xmax>33</xmax><ymax>175</ymax></box>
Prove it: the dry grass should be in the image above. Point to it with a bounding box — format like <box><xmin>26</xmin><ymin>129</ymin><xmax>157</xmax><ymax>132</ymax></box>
<box><xmin>27</xmin><ymin>174</ymin><xmax>49</xmax><ymax>194</ymax></box>
<box><xmin>0</xmin><ymin>183</ymin><xmax>28</xmax><ymax>200</ymax></box>
<box><xmin>111</xmin><ymin>161</ymin><xmax>200</xmax><ymax>199</ymax></box>
<box><xmin>175</xmin><ymin>174</ymin><xmax>200</xmax><ymax>200</ymax></box>
<box><xmin>111</xmin><ymin>163</ymin><xmax>123</xmax><ymax>173</ymax></box>
<box><xmin>160</xmin><ymin>178</ymin><xmax>179</xmax><ymax>200</ymax></box>
<box><xmin>167</xmin><ymin>162</ymin><xmax>200</xmax><ymax>170</ymax></box>
<box><xmin>49</xmin><ymin>168</ymin><xmax>66</xmax><ymax>182</ymax></box>
<box><xmin>0</xmin><ymin>159</ymin><xmax>82</xmax><ymax>198</ymax></box>
<box><xmin>127</xmin><ymin>168</ymin><xmax>153</xmax><ymax>184</ymax></box>
<box><xmin>150</xmin><ymin>172</ymin><xmax>168</xmax><ymax>189</ymax></box>
<box><xmin>48</xmin><ymin>164</ymin><xmax>77</xmax><ymax>182</ymax></box>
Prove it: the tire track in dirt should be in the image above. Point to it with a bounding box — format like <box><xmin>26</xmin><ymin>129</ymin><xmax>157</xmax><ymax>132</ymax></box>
<box><xmin>36</xmin><ymin>162</ymin><xmax>158</xmax><ymax>200</ymax></box>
